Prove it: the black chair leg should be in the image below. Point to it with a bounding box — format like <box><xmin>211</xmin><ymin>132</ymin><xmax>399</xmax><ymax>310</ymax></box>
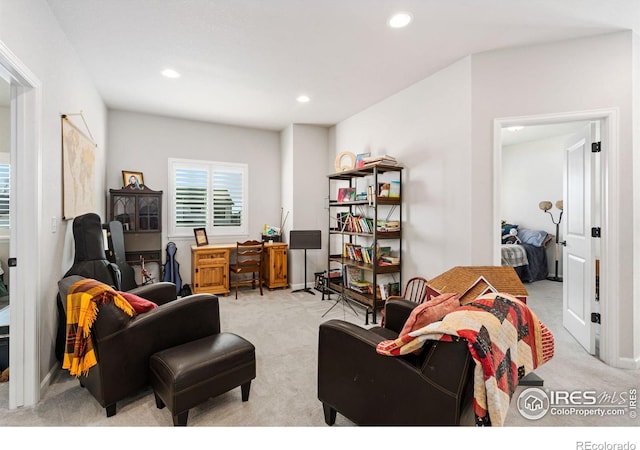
<box><xmin>173</xmin><ymin>410</ymin><xmax>188</xmax><ymax>426</ymax></box>
<box><xmin>154</xmin><ymin>391</ymin><xmax>166</xmax><ymax>409</ymax></box>
<box><xmin>241</xmin><ymin>380</ymin><xmax>252</xmax><ymax>401</ymax></box>
<box><xmin>323</xmin><ymin>403</ymin><xmax>336</xmax><ymax>426</ymax></box>
<box><xmin>105</xmin><ymin>403</ymin><xmax>116</xmax><ymax>417</ymax></box>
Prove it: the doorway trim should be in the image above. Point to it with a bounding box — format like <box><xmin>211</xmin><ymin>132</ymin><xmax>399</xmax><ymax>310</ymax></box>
<box><xmin>492</xmin><ymin>108</ymin><xmax>620</xmax><ymax>368</ymax></box>
<box><xmin>0</xmin><ymin>41</ymin><xmax>42</xmax><ymax>408</ymax></box>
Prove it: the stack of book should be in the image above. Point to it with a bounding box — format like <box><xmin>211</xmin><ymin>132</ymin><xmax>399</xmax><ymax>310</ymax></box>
<box><xmin>343</xmin><ymin>266</ymin><xmax>372</xmax><ymax>293</ymax></box>
<box><xmin>377</xmin><ymin>220</ymin><xmax>400</xmax><ymax>232</ymax></box>
<box><xmin>380</xmin><ymin>255</ymin><xmax>400</xmax><ymax>265</ymax></box>
<box><xmin>363</xmin><ymin>154</ymin><xmax>398</xmax><ymax>166</ymax></box>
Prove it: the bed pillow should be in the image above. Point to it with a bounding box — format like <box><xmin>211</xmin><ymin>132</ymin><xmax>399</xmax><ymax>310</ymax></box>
<box><xmin>501</xmin><ymin>223</ymin><xmax>518</xmax><ymax>235</ymax></box>
<box><xmin>517</xmin><ymin>228</ymin><xmax>549</xmax><ymax>247</ymax></box>
<box><xmin>400</xmin><ymin>293</ymin><xmax>460</xmax><ymax>336</ymax></box>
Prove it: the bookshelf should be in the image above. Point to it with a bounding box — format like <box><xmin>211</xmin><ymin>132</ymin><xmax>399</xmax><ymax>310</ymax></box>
<box><xmin>326</xmin><ymin>163</ymin><xmax>402</xmax><ymax>324</ymax></box>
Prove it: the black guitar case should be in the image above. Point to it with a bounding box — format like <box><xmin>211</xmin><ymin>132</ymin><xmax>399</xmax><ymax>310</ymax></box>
<box><xmin>162</xmin><ymin>242</ymin><xmax>182</xmax><ymax>295</ymax></box>
<box><xmin>106</xmin><ymin>220</ymin><xmax>138</xmax><ymax>291</ymax></box>
<box><xmin>56</xmin><ymin>213</ymin><xmax>122</xmax><ymax>361</ymax></box>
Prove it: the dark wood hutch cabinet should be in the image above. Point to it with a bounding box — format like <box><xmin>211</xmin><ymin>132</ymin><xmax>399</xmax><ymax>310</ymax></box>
<box><xmin>109</xmin><ymin>186</ymin><xmax>163</xmax><ymax>268</ymax></box>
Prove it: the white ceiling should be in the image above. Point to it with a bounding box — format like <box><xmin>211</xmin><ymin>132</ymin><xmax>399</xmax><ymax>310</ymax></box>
<box><xmin>43</xmin><ymin>0</ymin><xmax>640</xmax><ymax>131</ymax></box>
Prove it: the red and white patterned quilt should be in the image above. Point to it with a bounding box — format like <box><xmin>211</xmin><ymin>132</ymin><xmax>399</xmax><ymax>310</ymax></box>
<box><xmin>376</xmin><ymin>292</ymin><xmax>554</xmax><ymax>426</ymax></box>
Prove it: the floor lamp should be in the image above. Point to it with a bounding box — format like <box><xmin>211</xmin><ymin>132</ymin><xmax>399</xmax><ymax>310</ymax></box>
<box><xmin>539</xmin><ymin>200</ymin><xmax>563</xmax><ymax>282</ymax></box>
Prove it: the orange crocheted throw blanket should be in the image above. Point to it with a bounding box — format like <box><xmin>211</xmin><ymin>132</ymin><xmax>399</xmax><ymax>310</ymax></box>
<box><xmin>62</xmin><ymin>278</ymin><xmax>134</xmax><ymax>377</ymax></box>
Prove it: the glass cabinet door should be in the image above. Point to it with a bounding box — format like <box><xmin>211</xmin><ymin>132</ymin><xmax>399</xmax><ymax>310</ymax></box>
<box><xmin>138</xmin><ymin>196</ymin><xmax>160</xmax><ymax>231</ymax></box>
<box><xmin>112</xmin><ymin>195</ymin><xmax>136</xmax><ymax>231</ymax></box>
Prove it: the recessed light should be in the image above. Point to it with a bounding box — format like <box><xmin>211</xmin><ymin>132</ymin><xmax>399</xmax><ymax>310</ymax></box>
<box><xmin>296</xmin><ymin>95</ymin><xmax>311</xmax><ymax>103</ymax></box>
<box><xmin>161</xmin><ymin>68</ymin><xmax>181</xmax><ymax>79</ymax></box>
<box><xmin>388</xmin><ymin>12</ymin><xmax>412</xmax><ymax>28</ymax></box>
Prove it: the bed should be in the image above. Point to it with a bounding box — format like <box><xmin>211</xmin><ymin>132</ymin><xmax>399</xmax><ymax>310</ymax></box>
<box><xmin>501</xmin><ymin>224</ymin><xmax>552</xmax><ymax>283</ymax></box>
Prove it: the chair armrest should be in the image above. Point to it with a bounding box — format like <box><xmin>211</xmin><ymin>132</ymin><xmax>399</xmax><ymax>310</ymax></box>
<box><xmin>383</xmin><ymin>299</ymin><xmax>418</xmax><ymax>334</ymax></box>
<box><xmin>128</xmin><ymin>282</ymin><xmax>177</xmax><ymax>305</ymax></box>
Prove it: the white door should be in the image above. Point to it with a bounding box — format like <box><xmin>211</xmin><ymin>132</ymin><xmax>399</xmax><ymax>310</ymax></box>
<box><xmin>563</xmin><ymin>123</ymin><xmax>597</xmax><ymax>354</ymax></box>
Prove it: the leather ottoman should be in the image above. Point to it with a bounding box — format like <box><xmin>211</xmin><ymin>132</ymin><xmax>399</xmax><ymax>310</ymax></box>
<box><xmin>149</xmin><ymin>333</ymin><xmax>256</xmax><ymax>426</ymax></box>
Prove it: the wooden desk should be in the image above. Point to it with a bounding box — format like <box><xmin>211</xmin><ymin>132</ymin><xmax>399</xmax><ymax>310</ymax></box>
<box><xmin>191</xmin><ymin>242</ymin><xmax>288</xmax><ymax>296</ymax></box>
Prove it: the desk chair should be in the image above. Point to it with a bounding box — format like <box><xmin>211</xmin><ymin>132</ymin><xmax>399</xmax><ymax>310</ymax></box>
<box><xmin>230</xmin><ymin>240</ymin><xmax>264</xmax><ymax>299</ymax></box>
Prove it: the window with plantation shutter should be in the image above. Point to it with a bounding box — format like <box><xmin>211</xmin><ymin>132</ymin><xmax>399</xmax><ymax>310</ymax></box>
<box><xmin>169</xmin><ymin>158</ymin><xmax>248</xmax><ymax>237</ymax></box>
<box><xmin>0</xmin><ymin>162</ymin><xmax>9</xmax><ymax>233</ymax></box>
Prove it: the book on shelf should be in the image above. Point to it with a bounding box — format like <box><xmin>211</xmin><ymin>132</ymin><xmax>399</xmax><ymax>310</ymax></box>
<box><xmin>363</xmin><ymin>155</ymin><xmax>398</xmax><ymax>166</ymax></box>
<box><xmin>355</xmin><ymin>152</ymin><xmax>370</xmax><ymax>168</ymax></box>
<box><xmin>389</xmin><ymin>181</ymin><xmax>400</xmax><ymax>198</ymax></box>
<box><xmin>337</xmin><ymin>214</ymin><xmax>374</xmax><ymax>234</ymax></box>
<box><xmin>381</xmin><ymin>255</ymin><xmax>400</xmax><ymax>265</ymax></box>
<box><xmin>377</xmin><ymin>220</ymin><xmax>400</xmax><ymax>232</ymax></box>
<box><xmin>337</xmin><ymin>187</ymin><xmax>356</xmax><ymax>202</ymax></box>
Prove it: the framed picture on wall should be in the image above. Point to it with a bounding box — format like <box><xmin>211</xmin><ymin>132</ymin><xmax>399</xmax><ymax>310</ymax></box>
<box><xmin>194</xmin><ymin>227</ymin><xmax>209</xmax><ymax>246</ymax></box>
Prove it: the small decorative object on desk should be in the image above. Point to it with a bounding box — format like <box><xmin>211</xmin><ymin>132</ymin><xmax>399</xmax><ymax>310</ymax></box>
<box><xmin>262</xmin><ymin>224</ymin><xmax>281</xmax><ymax>242</ymax></box>
<box><xmin>122</xmin><ymin>170</ymin><xmax>144</xmax><ymax>189</ymax></box>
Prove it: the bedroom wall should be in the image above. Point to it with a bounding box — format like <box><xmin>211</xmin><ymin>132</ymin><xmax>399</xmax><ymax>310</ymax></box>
<box><xmin>331</xmin><ymin>56</ymin><xmax>473</xmax><ymax>281</ymax></box>
<box><xmin>501</xmin><ymin>132</ymin><xmax>575</xmax><ymax>276</ymax></box>
<box><xmin>0</xmin><ymin>0</ymin><xmax>108</xmax><ymax>390</ymax></box>
<box><xmin>106</xmin><ymin>109</ymin><xmax>282</xmax><ymax>285</ymax></box>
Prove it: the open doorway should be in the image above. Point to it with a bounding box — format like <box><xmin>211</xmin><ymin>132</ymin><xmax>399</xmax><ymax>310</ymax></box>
<box><xmin>0</xmin><ymin>41</ymin><xmax>42</xmax><ymax>409</ymax></box>
<box><xmin>493</xmin><ymin>109</ymin><xmax>619</xmax><ymax>367</ymax></box>
<box><xmin>0</xmin><ymin>68</ymin><xmax>11</xmax><ymax>395</ymax></box>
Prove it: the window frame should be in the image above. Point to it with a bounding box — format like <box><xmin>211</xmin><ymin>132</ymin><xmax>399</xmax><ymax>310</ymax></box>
<box><xmin>168</xmin><ymin>158</ymin><xmax>248</xmax><ymax>239</ymax></box>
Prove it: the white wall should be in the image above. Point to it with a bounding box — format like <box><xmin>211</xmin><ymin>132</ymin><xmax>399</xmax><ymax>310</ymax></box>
<box><xmin>472</xmin><ymin>31</ymin><xmax>636</xmax><ymax>362</ymax></box>
<box><xmin>0</xmin><ymin>0</ymin><xmax>107</xmax><ymax>385</ymax></box>
<box><xmin>287</xmin><ymin>124</ymin><xmax>330</xmax><ymax>289</ymax></box>
<box><xmin>106</xmin><ymin>110</ymin><xmax>281</xmax><ymax>284</ymax></box>
<box><xmin>332</xmin><ymin>57</ymin><xmax>473</xmax><ymax>281</ymax></box>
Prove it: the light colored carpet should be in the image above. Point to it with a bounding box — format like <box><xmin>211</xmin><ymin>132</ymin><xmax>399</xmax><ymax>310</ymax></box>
<box><xmin>0</xmin><ymin>281</ymin><xmax>638</xmax><ymax>441</ymax></box>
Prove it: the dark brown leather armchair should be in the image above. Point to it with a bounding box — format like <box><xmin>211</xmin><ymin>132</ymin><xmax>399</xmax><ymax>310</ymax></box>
<box><xmin>58</xmin><ymin>275</ymin><xmax>222</xmax><ymax>418</ymax></box>
<box><xmin>318</xmin><ymin>299</ymin><xmax>474</xmax><ymax>426</ymax></box>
